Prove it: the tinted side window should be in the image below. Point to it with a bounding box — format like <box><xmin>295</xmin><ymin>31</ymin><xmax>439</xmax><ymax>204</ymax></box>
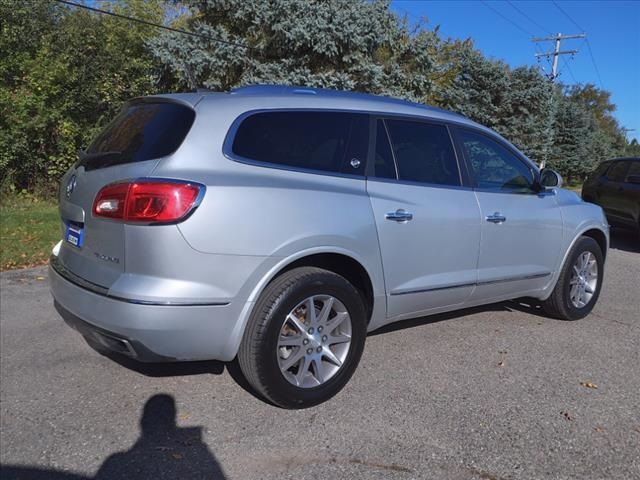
<box><xmin>607</xmin><ymin>161</ymin><xmax>630</xmax><ymax>182</ymax></box>
<box><xmin>385</xmin><ymin>119</ymin><xmax>460</xmax><ymax>186</ymax></box>
<box><xmin>85</xmin><ymin>102</ymin><xmax>195</xmax><ymax>170</ymax></box>
<box><xmin>232</xmin><ymin>111</ymin><xmax>367</xmax><ymax>175</ymax></box>
<box><xmin>459</xmin><ymin>130</ymin><xmax>534</xmax><ymax>192</ymax></box>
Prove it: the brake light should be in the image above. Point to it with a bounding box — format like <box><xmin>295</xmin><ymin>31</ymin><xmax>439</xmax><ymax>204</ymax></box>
<box><xmin>93</xmin><ymin>180</ymin><xmax>202</xmax><ymax>223</ymax></box>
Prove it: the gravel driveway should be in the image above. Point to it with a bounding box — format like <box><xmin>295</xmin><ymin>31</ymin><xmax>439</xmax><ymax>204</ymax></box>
<box><xmin>1</xmin><ymin>230</ymin><xmax>638</xmax><ymax>480</ymax></box>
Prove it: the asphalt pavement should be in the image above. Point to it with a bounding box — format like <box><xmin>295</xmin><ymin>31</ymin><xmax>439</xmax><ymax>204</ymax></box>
<box><xmin>1</xmin><ymin>230</ymin><xmax>638</xmax><ymax>480</ymax></box>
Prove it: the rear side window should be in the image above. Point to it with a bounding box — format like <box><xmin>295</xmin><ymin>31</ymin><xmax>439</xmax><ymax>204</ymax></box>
<box><xmin>84</xmin><ymin>102</ymin><xmax>195</xmax><ymax>170</ymax></box>
<box><xmin>459</xmin><ymin>129</ymin><xmax>534</xmax><ymax>192</ymax></box>
<box><xmin>607</xmin><ymin>161</ymin><xmax>630</xmax><ymax>182</ymax></box>
<box><xmin>384</xmin><ymin>119</ymin><xmax>460</xmax><ymax>186</ymax></box>
<box><xmin>231</xmin><ymin>111</ymin><xmax>368</xmax><ymax>175</ymax></box>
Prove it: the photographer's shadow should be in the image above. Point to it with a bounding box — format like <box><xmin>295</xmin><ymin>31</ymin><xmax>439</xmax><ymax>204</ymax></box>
<box><xmin>95</xmin><ymin>393</ymin><xmax>226</xmax><ymax>480</ymax></box>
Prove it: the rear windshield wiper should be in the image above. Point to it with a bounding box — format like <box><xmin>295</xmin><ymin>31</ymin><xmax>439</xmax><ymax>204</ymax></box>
<box><xmin>78</xmin><ymin>150</ymin><xmax>122</xmax><ymax>161</ymax></box>
<box><xmin>76</xmin><ymin>150</ymin><xmax>123</xmax><ymax>170</ymax></box>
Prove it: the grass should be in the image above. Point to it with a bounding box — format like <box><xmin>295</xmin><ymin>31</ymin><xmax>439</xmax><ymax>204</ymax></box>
<box><xmin>1</xmin><ymin>198</ymin><xmax>59</xmax><ymax>270</ymax></box>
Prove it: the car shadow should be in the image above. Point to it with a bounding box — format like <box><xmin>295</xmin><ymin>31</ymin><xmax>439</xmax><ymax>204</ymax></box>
<box><xmin>0</xmin><ymin>394</ymin><xmax>227</xmax><ymax>480</ymax></box>
<box><xmin>89</xmin><ymin>341</ymin><xmax>268</xmax><ymax>405</ymax></box>
<box><xmin>609</xmin><ymin>227</ymin><xmax>639</xmax><ymax>253</ymax></box>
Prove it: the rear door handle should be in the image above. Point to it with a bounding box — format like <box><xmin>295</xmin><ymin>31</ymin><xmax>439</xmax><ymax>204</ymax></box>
<box><xmin>385</xmin><ymin>209</ymin><xmax>413</xmax><ymax>223</ymax></box>
<box><xmin>486</xmin><ymin>212</ymin><xmax>507</xmax><ymax>224</ymax></box>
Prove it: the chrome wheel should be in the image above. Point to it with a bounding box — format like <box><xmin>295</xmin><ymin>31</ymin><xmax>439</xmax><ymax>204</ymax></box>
<box><xmin>569</xmin><ymin>251</ymin><xmax>598</xmax><ymax>308</ymax></box>
<box><xmin>277</xmin><ymin>295</ymin><xmax>352</xmax><ymax>388</ymax></box>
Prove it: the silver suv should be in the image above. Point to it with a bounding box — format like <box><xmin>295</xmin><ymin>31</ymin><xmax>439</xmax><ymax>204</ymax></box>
<box><xmin>50</xmin><ymin>85</ymin><xmax>609</xmax><ymax>408</ymax></box>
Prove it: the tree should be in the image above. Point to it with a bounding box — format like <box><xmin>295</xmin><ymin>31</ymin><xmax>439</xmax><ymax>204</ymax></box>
<box><xmin>0</xmin><ymin>0</ymin><xmax>168</xmax><ymax>192</ymax></box>
<box><xmin>150</xmin><ymin>0</ymin><xmax>440</xmax><ymax>101</ymax></box>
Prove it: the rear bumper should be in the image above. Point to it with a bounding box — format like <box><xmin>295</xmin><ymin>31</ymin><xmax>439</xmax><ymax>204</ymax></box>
<box><xmin>49</xmin><ymin>259</ymin><xmax>252</xmax><ymax>362</ymax></box>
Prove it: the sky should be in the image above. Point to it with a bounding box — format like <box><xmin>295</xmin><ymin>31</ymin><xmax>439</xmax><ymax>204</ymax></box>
<box><xmin>392</xmin><ymin>0</ymin><xmax>640</xmax><ymax>141</ymax></box>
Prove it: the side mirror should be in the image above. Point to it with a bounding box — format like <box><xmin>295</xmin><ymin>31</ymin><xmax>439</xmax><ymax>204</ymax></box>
<box><xmin>626</xmin><ymin>175</ymin><xmax>640</xmax><ymax>185</ymax></box>
<box><xmin>540</xmin><ymin>168</ymin><xmax>563</xmax><ymax>189</ymax></box>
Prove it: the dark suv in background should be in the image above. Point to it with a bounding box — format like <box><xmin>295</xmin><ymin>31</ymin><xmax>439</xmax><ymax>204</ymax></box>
<box><xmin>582</xmin><ymin>157</ymin><xmax>640</xmax><ymax>236</ymax></box>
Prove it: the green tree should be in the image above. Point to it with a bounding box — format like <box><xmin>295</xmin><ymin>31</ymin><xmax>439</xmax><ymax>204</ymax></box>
<box><xmin>150</xmin><ymin>0</ymin><xmax>440</xmax><ymax>101</ymax></box>
<box><xmin>0</xmin><ymin>0</ymin><xmax>167</xmax><ymax>193</ymax></box>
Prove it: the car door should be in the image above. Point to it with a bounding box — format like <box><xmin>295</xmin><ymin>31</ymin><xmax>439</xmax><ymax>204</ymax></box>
<box><xmin>600</xmin><ymin>160</ymin><xmax>632</xmax><ymax>224</ymax></box>
<box><xmin>366</xmin><ymin>118</ymin><xmax>481</xmax><ymax>321</ymax></box>
<box><xmin>453</xmin><ymin>127</ymin><xmax>563</xmax><ymax>301</ymax></box>
<box><xmin>621</xmin><ymin>160</ymin><xmax>640</xmax><ymax>226</ymax></box>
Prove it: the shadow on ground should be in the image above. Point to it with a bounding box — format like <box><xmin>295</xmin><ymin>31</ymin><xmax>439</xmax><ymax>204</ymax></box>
<box><xmin>0</xmin><ymin>394</ymin><xmax>227</xmax><ymax>480</ymax></box>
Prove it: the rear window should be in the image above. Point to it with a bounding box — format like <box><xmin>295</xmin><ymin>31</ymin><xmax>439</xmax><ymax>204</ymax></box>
<box><xmin>83</xmin><ymin>101</ymin><xmax>195</xmax><ymax>170</ymax></box>
<box><xmin>231</xmin><ymin>111</ymin><xmax>368</xmax><ymax>175</ymax></box>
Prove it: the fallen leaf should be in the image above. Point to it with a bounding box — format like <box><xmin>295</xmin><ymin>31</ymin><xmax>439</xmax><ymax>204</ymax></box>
<box><xmin>593</xmin><ymin>426</ymin><xmax>605</xmax><ymax>433</ymax></box>
<box><xmin>580</xmin><ymin>381</ymin><xmax>598</xmax><ymax>389</ymax></box>
<box><xmin>171</xmin><ymin>453</ymin><xmax>183</xmax><ymax>460</ymax></box>
<box><xmin>497</xmin><ymin>350</ymin><xmax>507</xmax><ymax>367</ymax></box>
<box><xmin>178</xmin><ymin>413</ymin><xmax>191</xmax><ymax>421</ymax></box>
<box><xmin>36</xmin><ymin>276</ymin><xmax>45</xmax><ymax>281</ymax></box>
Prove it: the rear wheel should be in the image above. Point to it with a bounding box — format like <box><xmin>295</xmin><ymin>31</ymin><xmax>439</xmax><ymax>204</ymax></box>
<box><xmin>543</xmin><ymin>236</ymin><xmax>604</xmax><ymax>320</ymax></box>
<box><xmin>238</xmin><ymin>267</ymin><xmax>367</xmax><ymax>409</ymax></box>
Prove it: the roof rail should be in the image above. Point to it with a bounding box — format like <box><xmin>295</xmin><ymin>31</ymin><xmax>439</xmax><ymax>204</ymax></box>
<box><xmin>229</xmin><ymin>84</ymin><xmax>467</xmax><ymax>119</ymax></box>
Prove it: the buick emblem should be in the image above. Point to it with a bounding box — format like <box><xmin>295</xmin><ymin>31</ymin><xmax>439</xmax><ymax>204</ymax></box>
<box><xmin>65</xmin><ymin>175</ymin><xmax>77</xmax><ymax>199</ymax></box>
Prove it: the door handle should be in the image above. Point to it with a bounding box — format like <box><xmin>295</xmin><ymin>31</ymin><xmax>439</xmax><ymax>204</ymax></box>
<box><xmin>385</xmin><ymin>209</ymin><xmax>413</xmax><ymax>223</ymax></box>
<box><xmin>486</xmin><ymin>212</ymin><xmax>507</xmax><ymax>224</ymax></box>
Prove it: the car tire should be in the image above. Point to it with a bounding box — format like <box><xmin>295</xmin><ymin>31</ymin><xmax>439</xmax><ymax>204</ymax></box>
<box><xmin>543</xmin><ymin>236</ymin><xmax>604</xmax><ymax>320</ymax></box>
<box><xmin>238</xmin><ymin>267</ymin><xmax>367</xmax><ymax>409</ymax></box>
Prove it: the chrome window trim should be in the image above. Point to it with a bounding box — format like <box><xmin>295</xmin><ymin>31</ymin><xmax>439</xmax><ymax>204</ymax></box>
<box><xmin>222</xmin><ymin>107</ymin><xmax>506</xmax><ymax>185</ymax></box>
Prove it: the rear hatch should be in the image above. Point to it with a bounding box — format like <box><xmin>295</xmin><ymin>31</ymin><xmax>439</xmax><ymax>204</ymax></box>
<box><xmin>56</xmin><ymin>98</ymin><xmax>196</xmax><ymax>288</ymax></box>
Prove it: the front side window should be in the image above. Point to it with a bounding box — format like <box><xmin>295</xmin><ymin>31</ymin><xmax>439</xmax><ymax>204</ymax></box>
<box><xmin>607</xmin><ymin>161</ymin><xmax>630</xmax><ymax>182</ymax></box>
<box><xmin>231</xmin><ymin>111</ymin><xmax>368</xmax><ymax>175</ymax></box>
<box><xmin>459</xmin><ymin>129</ymin><xmax>534</xmax><ymax>192</ymax></box>
<box><xmin>384</xmin><ymin>119</ymin><xmax>460</xmax><ymax>186</ymax></box>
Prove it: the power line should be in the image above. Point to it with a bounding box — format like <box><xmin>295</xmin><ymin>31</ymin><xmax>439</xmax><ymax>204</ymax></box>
<box><xmin>560</xmin><ymin>56</ymin><xmax>578</xmax><ymax>84</ymax></box>
<box><xmin>506</xmin><ymin>0</ymin><xmax>552</xmax><ymax>35</ymax></box>
<box><xmin>52</xmin><ymin>0</ymin><xmax>259</xmax><ymax>53</ymax></box>
<box><xmin>550</xmin><ymin>0</ymin><xmax>604</xmax><ymax>89</ymax></box>
<box><xmin>583</xmin><ymin>40</ymin><xmax>605</xmax><ymax>89</ymax></box>
<box><xmin>479</xmin><ymin>0</ymin><xmax>534</xmax><ymax>37</ymax></box>
<box><xmin>551</xmin><ymin>0</ymin><xmax>585</xmax><ymax>31</ymax></box>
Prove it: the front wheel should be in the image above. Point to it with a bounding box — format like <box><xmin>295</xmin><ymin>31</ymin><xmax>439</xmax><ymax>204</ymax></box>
<box><xmin>238</xmin><ymin>267</ymin><xmax>367</xmax><ymax>409</ymax></box>
<box><xmin>543</xmin><ymin>236</ymin><xmax>604</xmax><ymax>320</ymax></box>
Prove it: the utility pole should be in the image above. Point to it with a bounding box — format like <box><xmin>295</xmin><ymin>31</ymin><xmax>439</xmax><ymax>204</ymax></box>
<box><xmin>533</xmin><ymin>33</ymin><xmax>585</xmax><ymax>81</ymax></box>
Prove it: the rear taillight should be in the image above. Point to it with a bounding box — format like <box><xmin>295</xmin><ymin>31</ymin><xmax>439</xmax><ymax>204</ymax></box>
<box><xmin>93</xmin><ymin>180</ymin><xmax>203</xmax><ymax>223</ymax></box>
